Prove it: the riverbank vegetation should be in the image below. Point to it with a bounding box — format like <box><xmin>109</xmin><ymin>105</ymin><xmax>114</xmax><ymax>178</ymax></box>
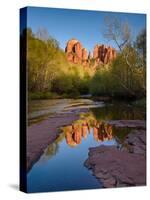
<box><xmin>90</xmin><ymin>17</ymin><xmax>146</xmax><ymax>99</ymax></box>
<box><xmin>21</xmin><ymin>17</ymin><xmax>146</xmax><ymax>101</ymax></box>
<box><xmin>21</xmin><ymin>28</ymin><xmax>92</xmax><ymax>100</ymax></box>
<box><xmin>90</xmin><ymin>44</ymin><xmax>146</xmax><ymax>98</ymax></box>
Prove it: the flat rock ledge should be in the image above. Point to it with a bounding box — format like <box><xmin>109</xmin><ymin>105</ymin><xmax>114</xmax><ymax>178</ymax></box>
<box><xmin>27</xmin><ymin>108</ymin><xmax>89</xmax><ymax>171</ymax></box>
<box><xmin>84</xmin><ymin>129</ymin><xmax>146</xmax><ymax>188</ymax></box>
<box><xmin>106</xmin><ymin>120</ymin><xmax>146</xmax><ymax>129</ymax></box>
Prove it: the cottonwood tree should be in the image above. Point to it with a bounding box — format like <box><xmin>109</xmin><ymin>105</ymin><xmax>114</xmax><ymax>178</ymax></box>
<box><xmin>103</xmin><ymin>16</ymin><xmax>134</xmax><ymax>70</ymax></box>
<box><xmin>103</xmin><ymin>16</ymin><xmax>131</xmax><ymax>51</ymax></box>
<box><xmin>36</xmin><ymin>28</ymin><xmax>49</xmax><ymax>41</ymax></box>
<box><xmin>135</xmin><ymin>28</ymin><xmax>146</xmax><ymax>65</ymax></box>
<box><xmin>102</xmin><ymin>16</ymin><xmax>146</xmax><ymax>96</ymax></box>
<box><xmin>134</xmin><ymin>28</ymin><xmax>146</xmax><ymax>92</ymax></box>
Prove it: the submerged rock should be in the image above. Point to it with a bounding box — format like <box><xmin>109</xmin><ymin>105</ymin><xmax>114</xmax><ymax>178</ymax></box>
<box><xmin>123</xmin><ymin>129</ymin><xmax>146</xmax><ymax>155</ymax></box>
<box><xmin>84</xmin><ymin>129</ymin><xmax>146</xmax><ymax>188</ymax></box>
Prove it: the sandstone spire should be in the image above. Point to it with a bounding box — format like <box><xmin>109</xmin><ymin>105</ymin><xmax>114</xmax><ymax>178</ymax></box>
<box><xmin>65</xmin><ymin>39</ymin><xmax>117</xmax><ymax>68</ymax></box>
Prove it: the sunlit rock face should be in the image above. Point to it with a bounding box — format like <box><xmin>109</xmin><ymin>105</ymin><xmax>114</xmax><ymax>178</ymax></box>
<box><xmin>65</xmin><ymin>39</ymin><xmax>116</xmax><ymax>68</ymax></box>
<box><xmin>82</xmin><ymin>48</ymin><xmax>88</xmax><ymax>60</ymax></box>
<box><xmin>65</xmin><ymin>39</ymin><xmax>79</xmax><ymax>54</ymax></box>
<box><xmin>65</xmin><ymin>39</ymin><xmax>89</xmax><ymax>67</ymax></box>
<box><xmin>93</xmin><ymin>44</ymin><xmax>117</xmax><ymax>65</ymax></box>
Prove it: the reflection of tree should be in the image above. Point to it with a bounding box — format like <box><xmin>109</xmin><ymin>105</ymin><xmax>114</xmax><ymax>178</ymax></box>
<box><xmin>45</xmin><ymin>143</ymin><xmax>59</xmax><ymax>158</ymax></box>
<box><xmin>62</xmin><ymin>112</ymin><xmax>113</xmax><ymax>147</ymax></box>
<box><xmin>91</xmin><ymin>105</ymin><xmax>144</xmax><ymax>121</ymax></box>
<box><xmin>44</xmin><ymin>133</ymin><xmax>65</xmax><ymax>159</ymax></box>
<box><xmin>113</xmin><ymin>127</ymin><xmax>131</xmax><ymax>144</ymax></box>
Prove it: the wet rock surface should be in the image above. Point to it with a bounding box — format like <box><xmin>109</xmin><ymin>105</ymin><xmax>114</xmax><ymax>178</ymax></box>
<box><xmin>84</xmin><ymin>127</ymin><xmax>146</xmax><ymax>188</ymax></box>
<box><xmin>123</xmin><ymin>129</ymin><xmax>146</xmax><ymax>155</ymax></box>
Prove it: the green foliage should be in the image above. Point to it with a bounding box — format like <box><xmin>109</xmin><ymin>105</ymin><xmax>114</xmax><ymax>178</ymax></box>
<box><xmin>27</xmin><ymin>28</ymin><xmax>61</xmax><ymax>92</ymax></box>
<box><xmin>134</xmin><ymin>28</ymin><xmax>146</xmax><ymax>64</ymax></box>
<box><xmin>90</xmin><ymin>44</ymin><xmax>146</xmax><ymax>98</ymax></box>
<box><xmin>90</xmin><ymin>68</ymin><xmax>114</xmax><ymax>96</ymax></box>
<box><xmin>24</xmin><ymin>28</ymin><xmax>91</xmax><ymax>99</ymax></box>
<box><xmin>23</xmin><ymin>27</ymin><xmax>146</xmax><ymax>100</ymax></box>
<box><xmin>51</xmin><ymin>65</ymin><xmax>90</xmax><ymax>96</ymax></box>
<box><xmin>97</xmin><ymin>16</ymin><xmax>146</xmax><ymax>99</ymax></box>
<box><xmin>28</xmin><ymin>92</ymin><xmax>59</xmax><ymax>100</ymax></box>
<box><xmin>132</xmin><ymin>98</ymin><xmax>146</xmax><ymax>108</ymax></box>
<box><xmin>111</xmin><ymin>45</ymin><xmax>146</xmax><ymax>97</ymax></box>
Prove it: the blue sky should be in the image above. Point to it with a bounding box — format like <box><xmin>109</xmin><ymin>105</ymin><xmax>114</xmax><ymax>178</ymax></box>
<box><xmin>26</xmin><ymin>7</ymin><xmax>146</xmax><ymax>52</ymax></box>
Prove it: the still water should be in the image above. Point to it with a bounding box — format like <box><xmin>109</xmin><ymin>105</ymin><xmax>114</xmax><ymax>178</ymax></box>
<box><xmin>27</xmin><ymin>99</ymin><xmax>145</xmax><ymax>193</ymax></box>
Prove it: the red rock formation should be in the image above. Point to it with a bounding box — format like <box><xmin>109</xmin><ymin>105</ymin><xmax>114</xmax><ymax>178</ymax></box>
<box><xmin>82</xmin><ymin>48</ymin><xmax>88</xmax><ymax>60</ymax></box>
<box><xmin>93</xmin><ymin>45</ymin><xmax>99</xmax><ymax>59</ymax></box>
<box><xmin>65</xmin><ymin>39</ymin><xmax>89</xmax><ymax>67</ymax></box>
<box><xmin>65</xmin><ymin>39</ymin><xmax>79</xmax><ymax>53</ymax></box>
<box><xmin>65</xmin><ymin>39</ymin><xmax>117</xmax><ymax>68</ymax></box>
<box><xmin>93</xmin><ymin>44</ymin><xmax>116</xmax><ymax>65</ymax></box>
<box><xmin>75</xmin><ymin>42</ymin><xmax>82</xmax><ymax>59</ymax></box>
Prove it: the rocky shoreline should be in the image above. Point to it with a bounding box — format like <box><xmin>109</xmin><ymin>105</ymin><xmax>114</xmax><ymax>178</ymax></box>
<box><xmin>27</xmin><ymin>101</ymin><xmax>146</xmax><ymax>188</ymax></box>
<box><xmin>27</xmin><ymin>108</ymin><xmax>89</xmax><ymax>171</ymax></box>
<box><xmin>84</xmin><ymin>121</ymin><xmax>146</xmax><ymax>188</ymax></box>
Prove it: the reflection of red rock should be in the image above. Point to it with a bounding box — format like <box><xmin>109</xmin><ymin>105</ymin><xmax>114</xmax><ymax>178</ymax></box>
<box><xmin>65</xmin><ymin>126</ymin><xmax>77</xmax><ymax>147</ymax></box>
<box><xmin>64</xmin><ymin>120</ymin><xmax>113</xmax><ymax>146</ymax></box>
<box><xmin>105</xmin><ymin>124</ymin><xmax>113</xmax><ymax>140</ymax></box>
<box><xmin>65</xmin><ymin>125</ymin><xmax>82</xmax><ymax>147</ymax></box>
<box><xmin>72</xmin><ymin>125</ymin><xmax>82</xmax><ymax>144</ymax></box>
<box><xmin>93</xmin><ymin>122</ymin><xmax>113</xmax><ymax>142</ymax></box>
<box><xmin>82</xmin><ymin>122</ymin><xmax>88</xmax><ymax>138</ymax></box>
<box><xmin>93</xmin><ymin>127</ymin><xmax>99</xmax><ymax>141</ymax></box>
